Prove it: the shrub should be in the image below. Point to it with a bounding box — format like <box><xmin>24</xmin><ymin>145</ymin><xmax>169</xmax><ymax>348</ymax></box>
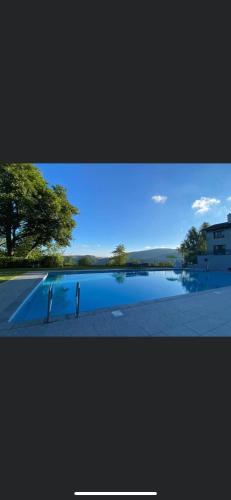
<box><xmin>156</xmin><ymin>261</ymin><xmax>174</xmax><ymax>268</ymax></box>
<box><xmin>64</xmin><ymin>263</ymin><xmax>78</xmax><ymax>268</ymax></box>
<box><xmin>126</xmin><ymin>260</ymin><xmax>141</xmax><ymax>266</ymax></box>
<box><xmin>78</xmin><ymin>256</ymin><xmax>93</xmax><ymax>267</ymax></box>
<box><xmin>108</xmin><ymin>258</ymin><xmax>115</xmax><ymax>266</ymax></box>
<box><xmin>63</xmin><ymin>256</ymin><xmax>76</xmax><ymax>266</ymax></box>
<box><xmin>40</xmin><ymin>255</ymin><xmax>64</xmax><ymax>268</ymax></box>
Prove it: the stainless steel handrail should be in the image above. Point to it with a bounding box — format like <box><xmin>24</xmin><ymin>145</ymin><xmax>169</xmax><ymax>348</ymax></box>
<box><xmin>46</xmin><ymin>282</ymin><xmax>80</xmax><ymax>322</ymax></box>
<box><xmin>46</xmin><ymin>284</ymin><xmax>53</xmax><ymax>323</ymax></box>
<box><xmin>76</xmin><ymin>282</ymin><xmax>80</xmax><ymax>318</ymax></box>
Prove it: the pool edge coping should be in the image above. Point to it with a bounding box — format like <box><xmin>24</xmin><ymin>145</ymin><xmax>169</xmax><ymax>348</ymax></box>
<box><xmin>8</xmin><ymin>273</ymin><xmax>48</xmax><ymax>323</ymax></box>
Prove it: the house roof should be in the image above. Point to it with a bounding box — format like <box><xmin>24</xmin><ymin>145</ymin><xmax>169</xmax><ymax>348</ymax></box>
<box><xmin>205</xmin><ymin>222</ymin><xmax>231</xmax><ymax>232</ymax></box>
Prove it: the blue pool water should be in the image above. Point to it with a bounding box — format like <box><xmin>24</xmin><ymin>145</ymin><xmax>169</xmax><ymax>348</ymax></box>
<box><xmin>10</xmin><ymin>269</ymin><xmax>231</xmax><ymax>323</ymax></box>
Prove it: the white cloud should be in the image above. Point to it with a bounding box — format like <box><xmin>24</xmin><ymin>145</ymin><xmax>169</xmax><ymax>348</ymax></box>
<box><xmin>151</xmin><ymin>195</ymin><xmax>168</xmax><ymax>204</ymax></box>
<box><xmin>144</xmin><ymin>246</ymin><xmax>151</xmax><ymax>250</ymax></box>
<box><xmin>192</xmin><ymin>197</ymin><xmax>220</xmax><ymax>214</ymax></box>
<box><xmin>226</xmin><ymin>196</ymin><xmax>231</xmax><ymax>201</ymax></box>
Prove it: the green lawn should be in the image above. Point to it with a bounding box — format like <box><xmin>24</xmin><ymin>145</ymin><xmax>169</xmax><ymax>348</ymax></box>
<box><xmin>0</xmin><ymin>269</ymin><xmax>28</xmax><ymax>283</ymax></box>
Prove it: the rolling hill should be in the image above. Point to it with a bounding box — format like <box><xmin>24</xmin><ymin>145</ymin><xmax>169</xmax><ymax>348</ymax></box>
<box><xmin>64</xmin><ymin>248</ymin><xmax>181</xmax><ymax>265</ymax></box>
<box><xmin>123</xmin><ymin>248</ymin><xmax>180</xmax><ymax>263</ymax></box>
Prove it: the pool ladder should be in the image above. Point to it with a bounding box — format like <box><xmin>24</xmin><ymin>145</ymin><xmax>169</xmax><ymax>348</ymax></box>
<box><xmin>75</xmin><ymin>282</ymin><xmax>81</xmax><ymax>319</ymax></box>
<box><xmin>46</xmin><ymin>284</ymin><xmax>53</xmax><ymax>323</ymax></box>
<box><xmin>46</xmin><ymin>282</ymin><xmax>81</xmax><ymax>323</ymax></box>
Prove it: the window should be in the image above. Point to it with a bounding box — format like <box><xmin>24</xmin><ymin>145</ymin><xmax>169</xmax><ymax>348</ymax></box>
<box><xmin>213</xmin><ymin>231</ymin><xmax>224</xmax><ymax>239</ymax></box>
<box><xmin>213</xmin><ymin>245</ymin><xmax>226</xmax><ymax>254</ymax></box>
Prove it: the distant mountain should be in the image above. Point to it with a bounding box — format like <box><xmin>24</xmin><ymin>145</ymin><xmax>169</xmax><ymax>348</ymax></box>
<box><xmin>64</xmin><ymin>248</ymin><xmax>181</xmax><ymax>265</ymax></box>
<box><xmin>125</xmin><ymin>248</ymin><xmax>180</xmax><ymax>263</ymax></box>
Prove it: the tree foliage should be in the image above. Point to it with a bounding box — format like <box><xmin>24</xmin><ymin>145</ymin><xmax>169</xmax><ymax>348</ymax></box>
<box><xmin>78</xmin><ymin>256</ymin><xmax>93</xmax><ymax>267</ymax></box>
<box><xmin>179</xmin><ymin>222</ymin><xmax>210</xmax><ymax>264</ymax></box>
<box><xmin>112</xmin><ymin>244</ymin><xmax>127</xmax><ymax>266</ymax></box>
<box><xmin>40</xmin><ymin>254</ymin><xmax>64</xmax><ymax>268</ymax></box>
<box><xmin>64</xmin><ymin>255</ymin><xmax>75</xmax><ymax>266</ymax></box>
<box><xmin>0</xmin><ymin>163</ymin><xmax>79</xmax><ymax>256</ymax></box>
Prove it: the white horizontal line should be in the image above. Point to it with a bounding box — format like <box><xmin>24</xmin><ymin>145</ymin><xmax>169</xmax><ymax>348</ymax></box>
<box><xmin>74</xmin><ymin>493</ymin><xmax>157</xmax><ymax>496</ymax></box>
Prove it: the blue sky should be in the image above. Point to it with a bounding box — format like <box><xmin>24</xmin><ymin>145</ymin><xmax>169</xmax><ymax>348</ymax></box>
<box><xmin>36</xmin><ymin>164</ymin><xmax>231</xmax><ymax>256</ymax></box>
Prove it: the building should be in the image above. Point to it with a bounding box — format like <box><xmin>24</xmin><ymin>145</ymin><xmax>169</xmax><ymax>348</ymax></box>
<box><xmin>197</xmin><ymin>214</ymin><xmax>231</xmax><ymax>270</ymax></box>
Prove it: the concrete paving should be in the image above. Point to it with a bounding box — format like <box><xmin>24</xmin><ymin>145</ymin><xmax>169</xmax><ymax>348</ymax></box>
<box><xmin>0</xmin><ymin>272</ymin><xmax>231</xmax><ymax>336</ymax></box>
<box><xmin>0</xmin><ymin>272</ymin><xmax>47</xmax><ymax>330</ymax></box>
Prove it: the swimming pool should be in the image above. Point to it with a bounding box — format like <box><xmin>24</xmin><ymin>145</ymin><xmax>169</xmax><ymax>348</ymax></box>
<box><xmin>10</xmin><ymin>269</ymin><xmax>231</xmax><ymax>323</ymax></box>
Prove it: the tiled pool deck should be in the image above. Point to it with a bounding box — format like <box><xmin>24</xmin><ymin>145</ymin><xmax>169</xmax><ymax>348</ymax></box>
<box><xmin>0</xmin><ymin>271</ymin><xmax>231</xmax><ymax>336</ymax></box>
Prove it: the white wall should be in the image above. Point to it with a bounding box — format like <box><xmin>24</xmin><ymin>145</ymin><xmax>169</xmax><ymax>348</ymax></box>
<box><xmin>197</xmin><ymin>254</ymin><xmax>231</xmax><ymax>271</ymax></box>
<box><xmin>206</xmin><ymin>228</ymin><xmax>231</xmax><ymax>253</ymax></box>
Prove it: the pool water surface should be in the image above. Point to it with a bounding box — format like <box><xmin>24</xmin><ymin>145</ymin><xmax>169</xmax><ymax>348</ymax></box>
<box><xmin>10</xmin><ymin>269</ymin><xmax>231</xmax><ymax>323</ymax></box>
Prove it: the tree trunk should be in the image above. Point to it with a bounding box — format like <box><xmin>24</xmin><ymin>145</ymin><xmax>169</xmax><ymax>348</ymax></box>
<box><xmin>6</xmin><ymin>245</ymin><xmax>14</xmax><ymax>256</ymax></box>
<box><xmin>6</xmin><ymin>243</ymin><xmax>14</xmax><ymax>256</ymax></box>
<box><xmin>6</xmin><ymin>227</ymin><xmax>14</xmax><ymax>256</ymax></box>
<box><xmin>6</xmin><ymin>201</ymin><xmax>15</xmax><ymax>256</ymax></box>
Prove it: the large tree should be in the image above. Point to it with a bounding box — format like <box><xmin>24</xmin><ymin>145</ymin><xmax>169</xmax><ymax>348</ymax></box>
<box><xmin>0</xmin><ymin>163</ymin><xmax>79</xmax><ymax>256</ymax></box>
<box><xmin>179</xmin><ymin>222</ymin><xmax>210</xmax><ymax>264</ymax></box>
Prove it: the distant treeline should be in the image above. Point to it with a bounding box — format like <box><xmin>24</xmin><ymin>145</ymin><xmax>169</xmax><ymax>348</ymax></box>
<box><xmin>0</xmin><ymin>255</ymin><xmax>175</xmax><ymax>269</ymax></box>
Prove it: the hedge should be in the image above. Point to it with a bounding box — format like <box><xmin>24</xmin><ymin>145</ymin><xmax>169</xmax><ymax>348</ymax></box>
<box><xmin>0</xmin><ymin>255</ymin><xmax>64</xmax><ymax>268</ymax></box>
<box><xmin>0</xmin><ymin>256</ymin><xmax>174</xmax><ymax>269</ymax></box>
<box><xmin>0</xmin><ymin>257</ymin><xmax>38</xmax><ymax>268</ymax></box>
